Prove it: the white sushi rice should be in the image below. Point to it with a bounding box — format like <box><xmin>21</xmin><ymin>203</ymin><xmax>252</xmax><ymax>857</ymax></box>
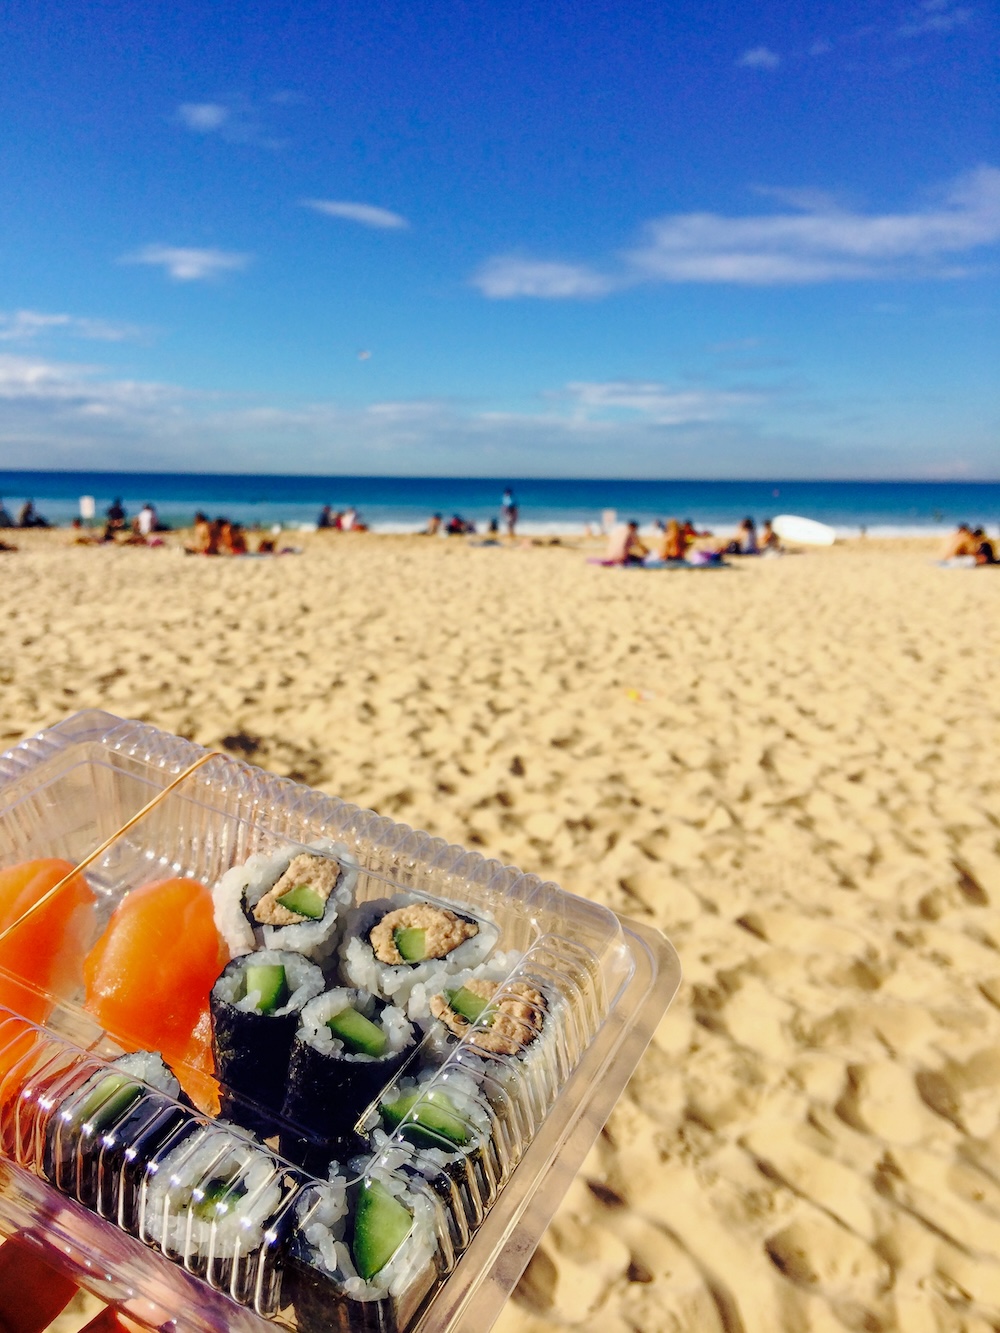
<box><xmin>405</xmin><ymin>949</ymin><xmax>522</xmax><ymax>1026</ymax></box>
<box><xmin>296</xmin><ymin>989</ymin><xmax>413</xmax><ymax>1064</ymax></box>
<box><xmin>212</xmin><ymin>949</ymin><xmax>324</xmax><ymax>1017</ymax></box>
<box><xmin>339</xmin><ymin>896</ymin><xmax>501</xmax><ymax>1009</ymax></box>
<box><xmin>377</xmin><ymin>1065</ymin><xmax>494</xmax><ymax>1155</ymax></box>
<box><xmin>213</xmin><ymin>840</ymin><xmax>358</xmax><ymax>961</ymax></box>
<box><xmin>142</xmin><ymin>1126</ymin><xmax>284</xmax><ymax>1260</ymax></box>
<box><xmin>294</xmin><ymin>1161</ymin><xmax>439</xmax><ymax>1303</ymax></box>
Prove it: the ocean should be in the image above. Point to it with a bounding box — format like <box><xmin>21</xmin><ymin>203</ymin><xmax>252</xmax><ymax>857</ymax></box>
<box><xmin>1</xmin><ymin>472</ymin><xmax>998</xmax><ymax>538</ymax></box>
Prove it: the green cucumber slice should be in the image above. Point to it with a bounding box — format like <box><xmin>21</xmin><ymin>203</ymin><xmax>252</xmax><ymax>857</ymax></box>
<box><xmin>192</xmin><ymin>1176</ymin><xmax>247</xmax><ymax>1222</ymax></box>
<box><xmin>245</xmin><ymin>963</ymin><xmax>288</xmax><ymax>1014</ymax></box>
<box><xmin>380</xmin><ymin>1089</ymin><xmax>471</xmax><ymax>1148</ymax></box>
<box><xmin>76</xmin><ymin>1074</ymin><xmax>142</xmax><ymax>1131</ymax></box>
<box><xmin>327</xmin><ymin>1006</ymin><xmax>388</xmax><ymax>1057</ymax></box>
<box><xmin>352</xmin><ymin>1179</ymin><xmax>413</xmax><ymax>1279</ymax></box>
<box><xmin>276</xmin><ymin>884</ymin><xmax>326</xmax><ymax>920</ymax></box>
<box><xmin>447</xmin><ymin>986</ymin><xmax>490</xmax><ymax>1023</ymax></box>
<box><xmin>393</xmin><ymin>926</ymin><xmax>426</xmax><ymax>962</ymax></box>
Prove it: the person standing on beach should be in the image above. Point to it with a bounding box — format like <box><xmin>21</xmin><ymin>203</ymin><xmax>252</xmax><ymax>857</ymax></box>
<box><xmin>501</xmin><ymin>487</ymin><xmax>518</xmax><ymax>537</ymax></box>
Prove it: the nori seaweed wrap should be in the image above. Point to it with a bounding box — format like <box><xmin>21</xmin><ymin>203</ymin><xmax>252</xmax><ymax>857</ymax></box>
<box><xmin>211</xmin><ymin>949</ymin><xmax>324</xmax><ymax>1135</ymax></box>
<box><xmin>280</xmin><ymin>989</ymin><xmax>414</xmax><ymax>1172</ymax></box>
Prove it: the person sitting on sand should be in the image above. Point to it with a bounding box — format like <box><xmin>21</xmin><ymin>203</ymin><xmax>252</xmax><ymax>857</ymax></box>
<box><xmin>137</xmin><ymin>502</ymin><xmax>157</xmax><ymax>536</ymax></box>
<box><xmin>722</xmin><ymin>517</ymin><xmax>759</xmax><ymax>555</ymax></box>
<box><xmin>655</xmin><ymin>518</ymin><xmax>687</xmax><ymax>561</ymax></box>
<box><xmin>317</xmin><ymin>504</ymin><xmax>333</xmax><ymax>529</ymax></box>
<box><xmin>939</xmin><ymin>523</ymin><xmax>976</xmax><ymax>560</ymax></box>
<box><xmin>219</xmin><ymin>520</ymin><xmax>248</xmax><ymax>555</ymax></box>
<box><xmin>0</xmin><ymin>498</ymin><xmax>12</xmax><ymax>528</ymax></box>
<box><xmin>972</xmin><ymin>528</ymin><xmax>997</xmax><ymax>565</ymax></box>
<box><xmin>19</xmin><ymin>499</ymin><xmax>50</xmax><ymax>529</ymax></box>
<box><xmin>760</xmin><ymin>519</ymin><xmax>782</xmax><ymax>553</ymax></box>
<box><xmin>424</xmin><ymin>513</ymin><xmax>442</xmax><ymax>535</ymax></box>
<box><xmin>604</xmin><ymin>521</ymin><xmax>648</xmax><ymax>565</ymax></box>
<box><xmin>184</xmin><ymin>511</ymin><xmax>214</xmax><ymax>554</ymax></box>
<box><xmin>103</xmin><ymin>496</ymin><xmax>127</xmax><ymax>540</ymax></box>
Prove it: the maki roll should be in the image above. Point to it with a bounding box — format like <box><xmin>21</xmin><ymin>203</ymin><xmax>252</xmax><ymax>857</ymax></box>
<box><xmin>428</xmin><ymin>977</ymin><xmax>546</xmax><ymax>1056</ymax></box>
<box><xmin>285</xmin><ymin>1165</ymin><xmax>440</xmax><ymax>1332</ymax></box>
<box><xmin>43</xmin><ymin>1051</ymin><xmax>181</xmax><ymax>1205</ymax></box>
<box><xmin>372</xmin><ymin>1064</ymin><xmax>508</xmax><ymax>1237</ymax></box>
<box><xmin>339</xmin><ymin>897</ymin><xmax>498</xmax><ymax>1007</ymax></box>
<box><xmin>213</xmin><ymin>841</ymin><xmax>358</xmax><ymax>961</ymax></box>
<box><xmin>281</xmin><ymin>989</ymin><xmax>414</xmax><ymax>1171</ymax></box>
<box><xmin>139</xmin><ymin>1122</ymin><xmax>288</xmax><ymax>1289</ymax></box>
<box><xmin>211</xmin><ymin>950</ymin><xmax>324</xmax><ymax>1135</ymax></box>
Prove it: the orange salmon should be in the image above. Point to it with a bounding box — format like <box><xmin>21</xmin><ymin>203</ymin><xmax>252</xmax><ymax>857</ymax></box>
<box><xmin>0</xmin><ymin>859</ymin><xmax>95</xmax><ymax>1025</ymax></box>
<box><xmin>83</xmin><ymin>877</ymin><xmax>227</xmax><ymax>1113</ymax></box>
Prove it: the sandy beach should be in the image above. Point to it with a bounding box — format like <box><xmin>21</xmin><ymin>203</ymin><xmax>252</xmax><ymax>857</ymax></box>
<box><xmin>3</xmin><ymin>529</ymin><xmax>1000</xmax><ymax>1333</ymax></box>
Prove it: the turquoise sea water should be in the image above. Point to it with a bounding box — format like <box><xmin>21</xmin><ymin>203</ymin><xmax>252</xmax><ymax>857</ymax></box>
<box><xmin>1</xmin><ymin>472</ymin><xmax>998</xmax><ymax>537</ymax></box>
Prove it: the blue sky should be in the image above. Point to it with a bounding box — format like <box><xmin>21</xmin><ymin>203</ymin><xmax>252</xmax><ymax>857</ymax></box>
<box><xmin>0</xmin><ymin>0</ymin><xmax>997</xmax><ymax>477</ymax></box>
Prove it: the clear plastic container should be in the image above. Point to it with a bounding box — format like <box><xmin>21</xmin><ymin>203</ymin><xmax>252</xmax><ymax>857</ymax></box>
<box><xmin>0</xmin><ymin>711</ymin><xmax>680</xmax><ymax>1332</ymax></box>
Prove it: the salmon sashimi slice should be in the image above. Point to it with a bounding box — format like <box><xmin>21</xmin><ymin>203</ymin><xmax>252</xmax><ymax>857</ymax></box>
<box><xmin>83</xmin><ymin>877</ymin><xmax>228</xmax><ymax>1113</ymax></box>
<box><xmin>0</xmin><ymin>859</ymin><xmax>96</xmax><ymax>1025</ymax></box>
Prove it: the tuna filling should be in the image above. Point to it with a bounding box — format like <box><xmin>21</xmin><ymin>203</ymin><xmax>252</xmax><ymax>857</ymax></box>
<box><xmin>429</xmin><ymin>978</ymin><xmax>545</xmax><ymax>1055</ymax></box>
<box><xmin>370</xmin><ymin>903</ymin><xmax>479</xmax><ymax>965</ymax></box>
<box><xmin>252</xmin><ymin>853</ymin><xmax>340</xmax><ymax>926</ymax></box>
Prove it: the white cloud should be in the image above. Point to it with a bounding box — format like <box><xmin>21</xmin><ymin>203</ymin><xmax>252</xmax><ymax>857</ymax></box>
<box><xmin>556</xmin><ymin>380</ymin><xmax>756</xmax><ymax>424</ymax></box>
<box><xmin>177</xmin><ymin>102</ymin><xmax>230</xmax><ymax>132</ymax></box>
<box><xmin>898</xmin><ymin>0</ymin><xmax>973</xmax><ymax>36</ymax></box>
<box><xmin>301</xmin><ymin>200</ymin><xmax>410</xmax><ymax>230</ymax></box>
<box><xmin>474</xmin><ymin>167</ymin><xmax>1000</xmax><ymax>295</ymax></box>
<box><xmin>123</xmin><ymin>245</ymin><xmax>251</xmax><ymax>282</ymax></box>
<box><xmin>738</xmin><ymin>46</ymin><xmax>781</xmax><ymax>69</ymax></box>
<box><xmin>471</xmin><ymin>257</ymin><xmax>613</xmax><ymax>299</ymax></box>
<box><xmin>0</xmin><ymin>310</ymin><xmax>141</xmax><ymax>342</ymax></box>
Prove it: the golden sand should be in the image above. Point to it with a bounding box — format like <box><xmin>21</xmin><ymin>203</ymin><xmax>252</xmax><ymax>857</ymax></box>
<box><xmin>2</xmin><ymin>530</ymin><xmax>1000</xmax><ymax>1333</ymax></box>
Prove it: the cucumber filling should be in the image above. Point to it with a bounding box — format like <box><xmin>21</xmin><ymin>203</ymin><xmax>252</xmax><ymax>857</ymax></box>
<box><xmin>192</xmin><ymin>1174</ymin><xmax>247</xmax><ymax>1222</ymax></box>
<box><xmin>447</xmin><ymin>986</ymin><xmax>491</xmax><ymax>1024</ymax></box>
<box><xmin>380</xmin><ymin>1089</ymin><xmax>472</xmax><ymax>1148</ymax></box>
<box><xmin>393</xmin><ymin>926</ymin><xmax>426</xmax><ymax>963</ymax></box>
<box><xmin>244</xmin><ymin>963</ymin><xmax>289</xmax><ymax>1014</ymax></box>
<box><xmin>76</xmin><ymin>1074</ymin><xmax>142</xmax><ymax>1131</ymax></box>
<box><xmin>326</xmin><ymin>1006</ymin><xmax>388</xmax><ymax>1057</ymax></box>
<box><xmin>352</xmin><ymin>1179</ymin><xmax>413</xmax><ymax>1280</ymax></box>
<box><xmin>275</xmin><ymin>884</ymin><xmax>326</xmax><ymax>920</ymax></box>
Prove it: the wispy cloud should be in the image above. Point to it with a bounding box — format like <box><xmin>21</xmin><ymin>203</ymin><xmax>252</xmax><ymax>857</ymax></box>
<box><xmin>471</xmin><ymin>257</ymin><xmax>612</xmax><ymax>298</ymax></box>
<box><xmin>737</xmin><ymin>46</ymin><xmax>781</xmax><ymax>69</ymax></box>
<box><xmin>177</xmin><ymin>102</ymin><xmax>230</xmax><ymax>132</ymax></box>
<box><xmin>898</xmin><ymin>0</ymin><xmax>973</xmax><ymax>37</ymax></box>
<box><xmin>553</xmin><ymin>380</ymin><xmax>758</xmax><ymax>424</ymax></box>
<box><xmin>0</xmin><ymin>353</ymin><xmax>990</xmax><ymax>478</ymax></box>
<box><xmin>173</xmin><ymin>97</ymin><xmax>287</xmax><ymax>149</ymax></box>
<box><xmin>474</xmin><ymin>166</ymin><xmax>1000</xmax><ymax>296</ymax></box>
<box><xmin>301</xmin><ymin>200</ymin><xmax>410</xmax><ymax>230</ymax></box>
<box><xmin>122</xmin><ymin>245</ymin><xmax>251</xmax><ymax>282</ymax></box>
<box><xmin>0</xmin><ymin>310</ymin><xmax>142</xmax><ymax>342</ymax></box>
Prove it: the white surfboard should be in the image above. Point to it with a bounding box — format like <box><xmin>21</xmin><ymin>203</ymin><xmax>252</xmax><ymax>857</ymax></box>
<box><xmin>771</xmin><ymin>514</ymin><xmax>836</xmax><ymax>546</ymax></box>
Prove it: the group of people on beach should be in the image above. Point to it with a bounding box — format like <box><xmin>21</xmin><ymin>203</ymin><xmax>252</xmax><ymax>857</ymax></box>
<box><xmin>316</xmin><ymin>505</ymin><xmax>368</xmax><ymax>532</ymax></box>
<box><xmin>0</xmin><ymin>498</ymin><xmax>51</xmax><ymax>529</ymax></box>
<box><xmin>603</xmin><ymin>515</ymin><xmax>780</xmax><ymax>566</ymax></box>
<box><xmin>940</xmin><ymin>523</ymin><xmax>997</xmax><ymax>566</ymax></box>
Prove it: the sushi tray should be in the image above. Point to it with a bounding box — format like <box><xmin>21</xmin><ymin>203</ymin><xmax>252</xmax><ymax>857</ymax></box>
<box><xmin>0</xmin><ymin>711</ymin><xmax>680</xmax><ymax>1332</ymax></box>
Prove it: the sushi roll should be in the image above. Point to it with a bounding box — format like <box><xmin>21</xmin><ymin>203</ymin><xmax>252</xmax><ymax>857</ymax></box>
<box><xmin>284</xmin><ymin>1164</ymin><xmax>440</xmax><ymax>1332</ymax></box>
<box><xmin>280</xmin><ymin>989</ymin><xmax>414</xmax><ymax>1171</ymax></box>
<box><xmin>372</xmin><ymin>1064</ymin><xmax>508</xmax><ymax>1238</ymax></box>
<box><xmin>339</xmin><ymin>897</ymin><xmax>499</xmax><ymax>1008</ymax></box>
<box><xmin>211</xmin><ymin>950</ymin><xmax>324</xmax><ymax>1135</ymax></box>
<box><xmin>428</xmin><ymin>977</ymin><xmax>547</xmax><ymax>1056</ymax></box>
<box><xmin>44</xmin><ymin>1051</ymin><xmax>180</xmax><ymax>1206</ymax></box>
<box><xmin>213</xmin><ymin>841</ymin><xmax>358</xmax><ymax>961</ymax></box>
<box><xmin>139</xmin><ymin>1122</ymin><xmax>288</xmax><ymax>1290</ymax></box>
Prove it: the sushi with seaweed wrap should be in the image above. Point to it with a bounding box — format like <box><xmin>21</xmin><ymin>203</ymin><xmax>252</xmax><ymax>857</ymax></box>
<box><xmin>139</xmin><ymin>1122</ymin><xmax>289</xmax><ymax>1286</ymax></box>
<box><xmin>280</xmin><ymin>988</ymin><xmax>414</xmax><ymax>1171</ymax></box>
<box><xmin>284</xmin><ymin>1161</ymin><xmax>441</xmax><ymax>1333</ymax></box>
<box><xmin>213</xmin><ymin>841</ymin><xmax>358</xmax><ymax>961</ymax></box>
<box><xmin>339</xmin><ymin>896</ymin><xmax>499</xmax><ymax>1008</ymax></box>
<box><xmin>44</xmin><ymin>1051</ymin><xmax>181</xmax><ymax>1206</ymax></box>
<box><xmin>211</xmin><ymin>950</ymin><xmax>324</xmax><ymax>1135</ymax></box>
